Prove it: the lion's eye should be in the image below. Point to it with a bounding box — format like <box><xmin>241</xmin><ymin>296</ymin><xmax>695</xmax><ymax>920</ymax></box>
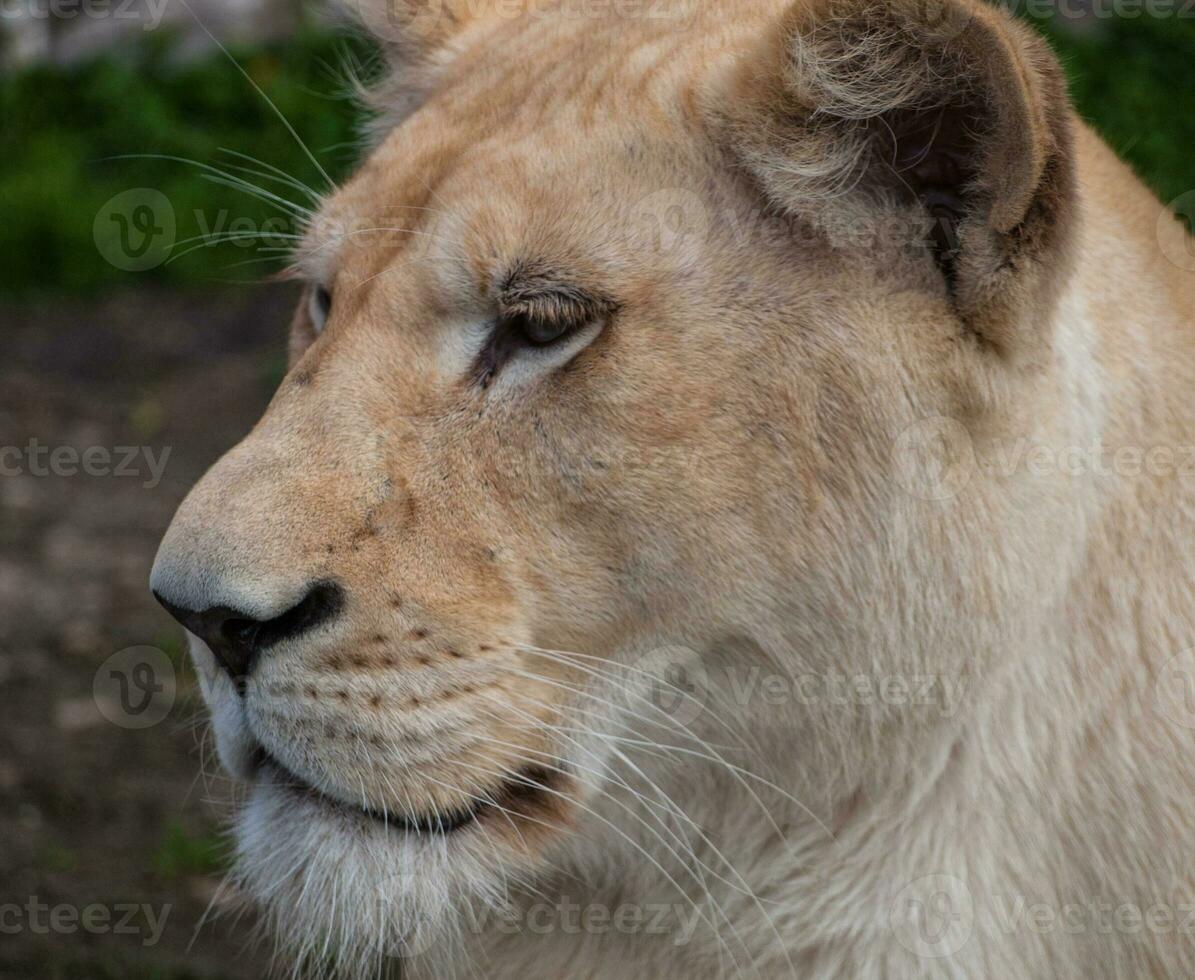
<box><xmin>309</xmin><ymin>285</ymin><xmax>332</xmax><ymax>333</ymax></box>
<box><xmin>473</xmin><ymin>309</ymin><xmax>593</xmax><ymax>388</ymax></box>
<box><xmin>504</xmin><ymin>311</ymin><xmax>571</xmax><ymax>347</ymax></box>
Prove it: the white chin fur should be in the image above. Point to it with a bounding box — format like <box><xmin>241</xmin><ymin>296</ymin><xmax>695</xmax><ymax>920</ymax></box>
<box><xmin>231</xmin><ymin>776</ymin><xmax>530</xmax><ymax>979</ymax></box>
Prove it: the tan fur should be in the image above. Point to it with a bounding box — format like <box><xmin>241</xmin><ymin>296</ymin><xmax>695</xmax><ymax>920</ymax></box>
<box><xmin>151</xmin><ymin>0</ymin><xmax>1195</xmax><ymax>976</ymax></box>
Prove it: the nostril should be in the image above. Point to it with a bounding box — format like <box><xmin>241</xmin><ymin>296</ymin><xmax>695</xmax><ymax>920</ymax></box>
<box><xmin>251</xmin><ymin>582</ymin><xmax>344</xmax><ymax>651</ymax></box>
<box><xmin>152</xmin><ymin>581</ymin><xmax>345</xmax><ymax>692</ymax></box>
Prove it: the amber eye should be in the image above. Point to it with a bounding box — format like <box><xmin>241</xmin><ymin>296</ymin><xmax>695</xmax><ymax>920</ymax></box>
<box><xmin>472</xmin><ymin>310</ymin><xmax>589</xmax><ymax>388</ymax></box>
<box><xmin>309</xmin><ymin>285</ymin><xmax>332</xmax><ymax>333</ymax></box>
<box><xmin>505</xmin><ymin>311</ymin><xmax>571</xmax><ymax>347</ymax></box>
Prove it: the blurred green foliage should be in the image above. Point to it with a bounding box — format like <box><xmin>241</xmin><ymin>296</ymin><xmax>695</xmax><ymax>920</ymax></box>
<box><xmin>1</xmin><ymin>13</ymin><xmax>1193</xmax><ymax>298</ymax></box>
<box><xmin>5</xmin><ymin>955</ymin><xmax>217</xmax><ymax>980</ymax></box>
<box><xmin>152</xmin><ymin>821</ymin><xmax>229</xmax><ymax>879</ymax></box>
<box><xmin>1</xmin><ymin>27</ymin><xmax>373</xmax><ymax>297</ymax></box>
<box><xmin>1038</xmin><ymin>15</ymin><xmax>1195</xmax><ymax>206</ymax></box>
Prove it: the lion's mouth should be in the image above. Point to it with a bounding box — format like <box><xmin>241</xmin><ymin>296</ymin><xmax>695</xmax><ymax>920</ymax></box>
<box><xmin>255</xmin><ymin>751</ymin><xmax>564</xmax><ymax>835</ymax></box>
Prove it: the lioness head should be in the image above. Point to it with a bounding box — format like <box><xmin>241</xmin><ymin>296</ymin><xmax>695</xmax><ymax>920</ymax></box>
<box><xmin>152</xmin><ymin>0</ymin><xmax>1081</xmax><ymax>973</ymax></box>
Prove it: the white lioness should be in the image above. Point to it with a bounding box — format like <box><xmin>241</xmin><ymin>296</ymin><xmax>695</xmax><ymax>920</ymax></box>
<box><xmin>151</xmin><ymin>0</ymin><xmax>1195</xmax><ymax>975</ymax></box>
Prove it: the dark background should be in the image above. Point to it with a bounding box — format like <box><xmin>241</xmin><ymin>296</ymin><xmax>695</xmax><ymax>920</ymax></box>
<box><xmin>2</xmin><ymin>4</ymin><xmax>1194</xmax><ymax>978</ymax></box>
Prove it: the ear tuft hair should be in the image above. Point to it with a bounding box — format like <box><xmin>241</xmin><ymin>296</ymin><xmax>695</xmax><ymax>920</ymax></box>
<box><xmin>718</xmin><ymin>0</ymin><xmax>1077</xmax><ymax>359</ymax></box>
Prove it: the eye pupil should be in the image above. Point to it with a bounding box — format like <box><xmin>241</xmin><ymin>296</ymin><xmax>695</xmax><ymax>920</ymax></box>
<box><xmin>315</xmin><ymin>286</ymin><xmax>332</xmax><ymax>318</ymax></box>
<box><xmin>515</xmin><ymin>313</ymin><xmax>568</xmax><ymax>346</ymax></box>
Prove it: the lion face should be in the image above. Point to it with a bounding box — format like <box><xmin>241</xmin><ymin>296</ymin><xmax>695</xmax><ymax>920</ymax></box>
<box><xmin>151</xmin><ymin>0</ymin><xmax>1076</xmax><ymax>972</ymax></box>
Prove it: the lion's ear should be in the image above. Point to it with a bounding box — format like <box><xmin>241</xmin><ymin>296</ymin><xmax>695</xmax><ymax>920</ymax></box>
<box><xmin>720</xmin><ymin>0</ymin><xmax>1076</xmax><ymax>358</ymax></box>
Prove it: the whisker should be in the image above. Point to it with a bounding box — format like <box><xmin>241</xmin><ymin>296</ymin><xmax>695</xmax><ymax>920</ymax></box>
<box><xmin>448</xmin><ymin>756</ymin><xmax>752</xmax><ymax>973</ymax></box>
<box><xmin>172</xmin><ymin>0</ymin><xmax>336</xmax><ymax>191</ymax></box>
<box><xmin>516</xmin><ymin>643</ymin><xmax>751</xmax><ymax>751</ymax></box>
<box><xmin>218</xmin><ymin>148</ymin><xmax>324</xmax><ymax>204</ymax></box>
<box><xmin>499</xmin><ymin>661</ymin><xmax>835</xmax><ymax>848</ymax></box>
<box><xmin>104</xmin><ymin>154</ymin><xmax>314</xmax><ymax>222</ymax></box>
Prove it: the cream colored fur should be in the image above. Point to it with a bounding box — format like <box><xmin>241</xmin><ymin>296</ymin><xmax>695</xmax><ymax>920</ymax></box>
<box><xmin>151</xmin><ymin>0</ymin><xmax>1195</xmax><ymax>976</ymax></box>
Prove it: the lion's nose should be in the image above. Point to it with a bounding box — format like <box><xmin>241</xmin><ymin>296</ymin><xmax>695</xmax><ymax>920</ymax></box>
<box><xmin>152</xmin><ymin>581</ymin><xmax>344</xmax><ymax>691</ymax></box>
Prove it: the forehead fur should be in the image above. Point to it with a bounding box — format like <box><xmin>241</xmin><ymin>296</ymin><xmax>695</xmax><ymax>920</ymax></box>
<box><xmin>352</xmin><ymin>0</ymin><xmax>780</xmax><ymax>136</ymax></box>
<box><xmin>300</xmin><ymin>4</ymin><xmax>774</xmax><ymax>297</ymax></box>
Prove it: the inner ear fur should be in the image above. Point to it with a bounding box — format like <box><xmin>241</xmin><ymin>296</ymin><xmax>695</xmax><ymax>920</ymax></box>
<box><xmin>719</xmin><ymin>0</ymin><xmax>1077</xmax><ymax>360</ymax></box>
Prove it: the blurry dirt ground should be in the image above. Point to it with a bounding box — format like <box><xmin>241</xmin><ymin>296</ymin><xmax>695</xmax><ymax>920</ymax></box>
<box><xmin>0</xmin><ymin>285</ymin><xmax>301</xmax><ymax>978</ymax></box>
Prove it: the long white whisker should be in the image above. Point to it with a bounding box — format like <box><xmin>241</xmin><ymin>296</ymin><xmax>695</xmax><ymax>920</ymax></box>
<box><xmin>465</xmin><ymin>708</ymin><xmax>767</xmax><ymax>905</ymax></box>
<box><xmin>516</xmin><ymin>643</ymin><xmax>751</xmax><ymax>751</ymax></box>
<box><xmin>218</xmin><ymin>148</ymin><xmax>324</xmax><ymax>204</ymax></box>
<box><xmin>452</xmin><ymin>692</ymin><xmax>768</xmax><ymax>972</ymax></box>
<box><xmin>172</xmin><ymin>0</ymin><xmax>336</xmax><ymax>190</ymax></box>
<box><xmin>499</xmin><ymin>662</ymin><xmax>835</xmax><ymax>848</ymax></box>
<box><xmin>448</xmin><ymin>756</ymin><xmax>752</xmax><ymax>973</ymax></box>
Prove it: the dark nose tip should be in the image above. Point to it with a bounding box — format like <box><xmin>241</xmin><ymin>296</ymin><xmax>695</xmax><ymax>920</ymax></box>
<box><xmin>153</xmin><ymin>581</ymin><xmax>344</xmax><ymax>691</ymax></box>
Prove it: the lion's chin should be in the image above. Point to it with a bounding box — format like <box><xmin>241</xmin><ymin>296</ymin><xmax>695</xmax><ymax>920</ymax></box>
<box><xmin>228</xmin><ymin>762</ymin><xmax>571</xmax><ymax>978</ymax></box>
